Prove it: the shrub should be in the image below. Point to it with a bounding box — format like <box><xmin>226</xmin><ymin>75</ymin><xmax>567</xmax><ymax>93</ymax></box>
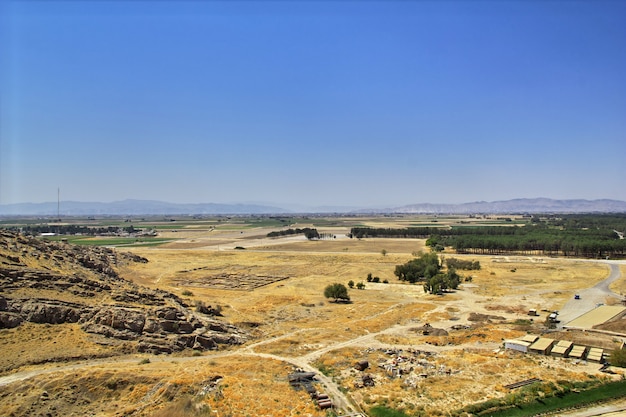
<box><xmin>324</xmin><ymin>283</ymin><xmax>350</xmax><ymax>302</ymax></box>
<box><xmin>609</xmin><ymin>347</ymin><xmax>626</xmax><ymax>367</ymax></box>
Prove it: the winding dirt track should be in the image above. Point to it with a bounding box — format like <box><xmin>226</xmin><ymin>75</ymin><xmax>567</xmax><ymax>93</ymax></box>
<box><xmin>558</xmin><ymin>261</ymin><xmax>625</xmax><ymax>326</ymax></box>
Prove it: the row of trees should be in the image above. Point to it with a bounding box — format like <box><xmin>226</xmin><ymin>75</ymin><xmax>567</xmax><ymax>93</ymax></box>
<box><xmin>351</xmin><ymin>220</ymin><xmax>626</xmax><ymax>259</ymax></box>
<box><xmin>445</xmin><ymin>257</ymin><xmax>481</xmax><ymax>270</ymax></box>
<box><xmin>19</xmin><ymin>225</ymin><xmax>138</xmax><ymax>236</ymax></box>
<box><xmin>267</xmin><ymin>228</ymin><xmax>320</xmax><ymax>240</ymax></box>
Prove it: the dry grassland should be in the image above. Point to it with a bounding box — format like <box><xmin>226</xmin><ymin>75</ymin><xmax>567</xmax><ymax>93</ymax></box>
<box><xmin>0</xmin><ymin>354</ymin><xmax>321</xmax><ymax>417</ymax></box>
<box><xmin>465</xmin><ymin>256</ymin><xmax>610</xmax><ymax>311</ymax></box>
<box><xmin>0</xmin><ymin>323</ymin><xmax>130</xmax><ymax>373</ymax></box>
<box><xmin>3</xmin><ymin>223</ymin><xmax>623</xmax><ymax>416</ymax></box>
<box><xmin>113</xmin><ymin>234</ymin><xmax>620</xmax><ymax>415</ymax></box>
<box><xmin>257</xmin><ymin>237</ymin><xmax>427</xmax><ymax>255</ymax></box>
<box><xmin>610</xmin><ymin>264</ymin><xmax>626</xmax><ymax>296</ymax></box>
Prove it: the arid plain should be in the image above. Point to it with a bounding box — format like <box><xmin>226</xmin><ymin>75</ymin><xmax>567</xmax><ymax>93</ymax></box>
<box><xmin>1</xmin><ymin>215</ymin><xmax>625</xmax><ymax>417</ymax></box>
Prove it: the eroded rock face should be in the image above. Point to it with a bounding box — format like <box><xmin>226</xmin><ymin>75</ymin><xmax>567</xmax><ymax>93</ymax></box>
<box><xmin>19</xmin><ymin>299</ymin><xmax>84</xmax><ymax>324</ymax></box>
<box><xmin>0</xmin><ymin>312</ymin><xmax>23</xmax><ymax>328</ymax></box>
<box><xmin>0</xmin><ymin>230</ymin><xmax>247</xmax><ymax>353</ymax></box>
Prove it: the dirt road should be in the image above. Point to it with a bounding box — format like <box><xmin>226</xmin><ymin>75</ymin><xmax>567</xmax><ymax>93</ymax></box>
<box><xmin>558</xmin><ymin>261</ymin><xmax>624</xmax><ymax>327</ymax></box>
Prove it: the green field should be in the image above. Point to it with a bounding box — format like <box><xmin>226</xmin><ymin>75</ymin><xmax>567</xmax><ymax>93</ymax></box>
<box><xmin>42</xmin><ymin>236</ymin><xmax>174</xmax><ymax>247</ymax></box>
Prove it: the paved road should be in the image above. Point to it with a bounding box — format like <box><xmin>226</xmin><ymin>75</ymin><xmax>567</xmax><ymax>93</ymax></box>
<box><xmin>557</xmin><ymin>261</ymin><xmax>624</xmax><ymax>327</ymax></box>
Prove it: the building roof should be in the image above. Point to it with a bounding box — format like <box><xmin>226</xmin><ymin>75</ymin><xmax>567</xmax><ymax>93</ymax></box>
<box><xmin>569</xmin><ymin>345</ymin><xmax>587</xmax><ymax>359</ymax></box>
<box><xmin>520</xmin><ymin>334</ymin><xmax>539</xmax><ymax>343</ymax></box>
<box><xmin>564</xmin><ymin>306</ymin><xmax>626</xmax><ymax>329</ymax></box>
<box><xmin>551</xmin><ymin>340</ymin><xmax>573</xmax><ymax>355</ymax></box>
<box><xmin>505</xmin><ymin>339</ymin><xmax>532</xmax><ymax>347</ymax></box>
<box><xmin>529</xmin><ymin>337</ymin><xmax>555</xmax><ymax>352</ymax></box>
<box><xmin>587</xmin><ymin>347</ymin><xmax>604</xmax><ymax>362</ymax></box>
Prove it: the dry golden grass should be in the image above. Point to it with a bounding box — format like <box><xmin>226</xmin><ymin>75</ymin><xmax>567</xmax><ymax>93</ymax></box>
<box><xmin>112</xmin><ymin>240</ymin><xmax>617</xmax><ymax>414</ymax></box>
<box><xmin>0</xmin><ymin>323</ymin><xmax>129</xmax><ymax>373</ymax></box>
<box><xmin>3</xmin><ymin>225</ymin><xmax>622</xmax><ymax>416</ymax></box>
<box><xmin>464</xmin><ymin>256</ymin><xmax>610</xmax><ymax>311</ymax></box>
<box><xmin>0</xmin><ymin>355</ymin><xmax>324</xmax><ymax>417</ymax></box>
<box><xmin>609</xmin><ymin>264</ymin><xmax>626</xmax><ymax>296</ymax></box>
<box><xmin>259</xmin><ymin>237</ymin><xmax>427</xmax><ymax>255</ymax></box>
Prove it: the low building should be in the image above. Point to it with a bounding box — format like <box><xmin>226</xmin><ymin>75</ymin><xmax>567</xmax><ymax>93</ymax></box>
<box><xmin>550</xmin><ymin>340</ymin><xmax>573</xmax><ymax>358</ymax></box>
<box><xmin>587</xmin><ymin>347</ymin><xmax>604</xmax><ymax>363</ymax></box>
<box><xmin>528</xmin><ymin>337</ymin><xmax>555</xmax><ymax>355</ymax></box>
<box><xmin>568</xmin><ymin>345</ymin><xmax>587</xmax><ymax>360</ymax></box>
<box><xmin>504</xmin><ymin>335</ymin><xmax>540</xmax><ymax>354</ymax></box>
<box><xmin>505</xmin><ymin>339</ymin><xmax>533</xmax><ymax>353</ymax></box>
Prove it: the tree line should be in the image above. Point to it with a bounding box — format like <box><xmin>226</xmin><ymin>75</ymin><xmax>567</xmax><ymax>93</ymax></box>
<box><xmin>350</xmin><ymin>214</ymin><xmax>626</xmax><ymax>259</ymax></box>
<box><xmin>16</xmin><ymin>225</ymin><xmax>138</xmax><ymax>236</ymax></box>
<box><xmin>267</xmin><ymin>228</ymin><xmax>320</xmax><ymax>240</ymax></box>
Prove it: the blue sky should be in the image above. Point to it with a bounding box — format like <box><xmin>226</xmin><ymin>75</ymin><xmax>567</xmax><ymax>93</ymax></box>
<box><xmin>1</xmin><ymin>1</ymin><xmax>625</xmax><ymax>209</ymax></box>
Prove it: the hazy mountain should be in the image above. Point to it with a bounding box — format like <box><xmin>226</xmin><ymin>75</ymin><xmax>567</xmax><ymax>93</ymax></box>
<box><xmin>1</xmin><ymin>198</ymin><xmax>625</xmax><ymax>216</ymax></box>
<box><xmin>0</xmin><ymin>199</ymin><xmax>290</xmax><ymax>216</ymax></box>
<box><xmin>388</xmin><ymin>198</ymin><xmax>626</xmax><ymax>214</ymax></box>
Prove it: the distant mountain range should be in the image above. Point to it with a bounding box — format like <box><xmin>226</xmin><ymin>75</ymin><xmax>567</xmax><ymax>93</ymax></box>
<box><xmin>387</xmin><ymin>198</ymin><xmax>626</xmax><ymax>214</ymax></box>
<box><xmin>0</xmin><ymin>199</ymin><xmax>289</xmax><ymax>216</ymax></box>
<box><xmin>0</xmin><ymin>198</ymin><xmax>625</xmax><ymax>216</ymax></box>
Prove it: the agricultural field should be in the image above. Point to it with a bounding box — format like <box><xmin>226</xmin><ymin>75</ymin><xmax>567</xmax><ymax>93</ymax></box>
<box><xmin>1</xmin><ymin>214</ymin><xmax>625</xmax><ymax>416</ymax></box>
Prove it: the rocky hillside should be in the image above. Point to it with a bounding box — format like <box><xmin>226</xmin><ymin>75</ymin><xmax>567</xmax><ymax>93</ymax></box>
<box><xmin>0</xmin><ymin>229</ymin><xmax>246</xmax><ymax>357</ymax></box>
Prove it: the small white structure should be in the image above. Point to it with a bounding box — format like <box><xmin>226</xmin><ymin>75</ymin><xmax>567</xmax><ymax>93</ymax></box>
<box><xmin>505</xmin><ymin>339</ymin><xmax>532</xmax><ymax>353</ymax></box>
<box><xmin>504</xmin><ymin>335</ymin><xmax>538</xmax><ymax>354</ymax></box>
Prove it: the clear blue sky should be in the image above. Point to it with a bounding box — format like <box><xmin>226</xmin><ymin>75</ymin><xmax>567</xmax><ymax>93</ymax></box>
<box><xmin>1</xmin><ymin>1</ymin><xmax>625</xmax><ymax>209</ymax></box>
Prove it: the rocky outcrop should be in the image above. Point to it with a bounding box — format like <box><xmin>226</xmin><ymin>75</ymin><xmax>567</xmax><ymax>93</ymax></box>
<box><xmin>0</xmin><ymin>230</ymin><xmax>247</xmax><ymax>353</ymax></box>
<box><xmin>1</xmin><ymin>296</ymin><xmax>247</xmax><ymax>353</ymax></box>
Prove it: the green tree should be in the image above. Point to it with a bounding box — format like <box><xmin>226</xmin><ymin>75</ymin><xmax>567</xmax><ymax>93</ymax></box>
<box><xmin>394</xmin><ymin>252</ymin><xmax>441</xmax><ymax>283</ymax></box>
<box><xmin>324</xmin><ymin>283</ymin><xmax>350</xmax><ymax>302</ymax></box>
<box><xmin>356</xmin><ymin>282</ymin><xmax>365</xmax><ymax>290</ymax></box>
<box><xmin>347</xmin><ymin>280</ymin><xmax>355</xmax><ymax>289</ymax></box>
